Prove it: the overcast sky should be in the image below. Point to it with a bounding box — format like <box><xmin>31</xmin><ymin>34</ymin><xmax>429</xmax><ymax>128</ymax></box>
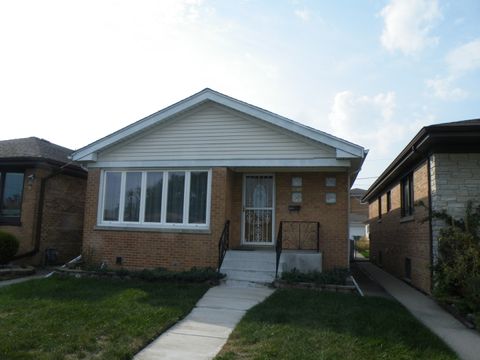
<box><xmin>1</xmin><ymin>0</ymin><xmax>479</xmax><ymax>188</ymax></box>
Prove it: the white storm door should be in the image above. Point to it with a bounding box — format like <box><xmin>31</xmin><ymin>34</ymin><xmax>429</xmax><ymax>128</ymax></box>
<box><xmin>242</xmin><ymin>174</ymin><xmax>275</xmax><ymax>245</ymax></box>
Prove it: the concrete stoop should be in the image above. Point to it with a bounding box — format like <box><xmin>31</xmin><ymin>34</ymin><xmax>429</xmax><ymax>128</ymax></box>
<box><xmin>220</xmin><ymin>250</ymin><xmax>277</xmax><ymax>286</ymax></box>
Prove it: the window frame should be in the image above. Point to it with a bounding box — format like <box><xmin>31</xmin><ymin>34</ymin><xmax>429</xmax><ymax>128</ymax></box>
<box><xmin>97</xmin><ymin>169</ymin><xmax>212</xmax><ymax>230</ymax></box>
<box><xmin>0</xmin><ymin>170</ymin><xmax>25</xmax><ymax>225</ymax></box>
<box><xmin>378</xmin><ymin>196</ymin><xmax>382</xmax><ymax>219</ymax></box>
<box><xmin>386</xmin><ymin>190</ymin><xmax>391</xmax><ymax>212</ymax></box>
<box><xmin>400</xmin><ymin>173</ymin><xmax>414</xmax><ymax>218</ymax></box>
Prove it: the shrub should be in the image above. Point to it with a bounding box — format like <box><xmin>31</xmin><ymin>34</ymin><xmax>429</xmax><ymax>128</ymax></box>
<box><xmin>0</xmin><ymin>231</ymin><xmax>19</xmax><ymax>265</ymax></box>
<box><xmin>116</xmin><ymin>266</ymin><xmax>225</xmax><ymax>283</ymax></box>
<box><xmin>355</xmin><ymin>236</ymin><xmax>370</xmax><ymax>253</ymax></box>
<box><xmin>430</xmin><ymin>201</ymin><xmax>480</xmax><ymax>324</ymax></box>
<box><xmin>281</xmin><ymin>268</ymin><xmax>349</xmax><ymax>285</ymax></box>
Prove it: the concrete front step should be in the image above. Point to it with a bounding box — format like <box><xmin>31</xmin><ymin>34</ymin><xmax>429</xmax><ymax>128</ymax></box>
<box><xmin>220</xmin><ymin>250</ymin><xmax>279</xmax><ymax>285</ymax></box>
<box><xmin>220</xmin><ymin>260</ymin><xmax>277</xmax><ymax>272</ymax></box>
<box><xmin>221</xmin><ymin>269</ymin><xmax>276</xmax><ymax>283</ymax></box>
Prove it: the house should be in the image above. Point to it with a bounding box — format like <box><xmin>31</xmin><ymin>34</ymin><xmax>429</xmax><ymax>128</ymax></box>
<box><xmin>363</xmin><ymin>119</ymin><xmax>480</xmax><ymax>294</ymax></box>
<box><xmin>71</xmin><ymin>88</ymin><xmax>367</xmax><ymax>282</ymax></box>
<box><xmin>0</xmin><ymin>137</ymin><xmax>87</xmax><ymax>265</ymax></box>
<box><xmin>349</xmin><ymin>188</ymin><xmax>368</xmax><ymax>241</ymax></box>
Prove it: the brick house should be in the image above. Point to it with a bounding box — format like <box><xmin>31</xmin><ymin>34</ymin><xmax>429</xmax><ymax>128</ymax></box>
<box><xmin>363</xmin><ymin>119</ymin><xmax>480</xmax><ymax>294</ymax></box>
<box><xmin>349</xmin><ymin>188</ymin><xmax>368</xmax><ymax>241</ymax></box>
<box><xmin>72</xmin><ymin>89</ymin><xmax>367</xmax><ymax>282</ymax></box>
<box><xmin>0</xmin><ymin>137</ymin><xmax>87</xmax><ymax>265</ymax></box>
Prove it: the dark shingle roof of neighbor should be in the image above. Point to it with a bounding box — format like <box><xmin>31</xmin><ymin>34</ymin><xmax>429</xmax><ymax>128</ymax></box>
<box><xmin>0</xmin><ymin>137</ymin><xmax>73</xmax><ymax>164</ymax></box>
<box><xmin>363</xmin><ymin>118</ymin><xmax>480</xmax><ymax>203</ymax></box>
<box><xmin>350</xmin><ymin>188</ymin><xmax>367</xmax><ymax>197</ymax></box>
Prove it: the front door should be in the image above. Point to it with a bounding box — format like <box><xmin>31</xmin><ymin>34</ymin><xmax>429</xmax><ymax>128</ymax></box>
<box><xmin>242</xmin><ymin>174</ymin><xmax>275</xmax><ymax>245</ymax></box>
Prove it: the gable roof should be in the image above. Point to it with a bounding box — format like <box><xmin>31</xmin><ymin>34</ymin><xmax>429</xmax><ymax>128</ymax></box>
<box><xmin>71</xmin><ymin>88</ymin><xmax>366</xmax><ymax>162</ymax></box>
<box><xmin>362</xmin><ymin>118</ymin><xmax>480</xmax><ymax>203</ymax></box>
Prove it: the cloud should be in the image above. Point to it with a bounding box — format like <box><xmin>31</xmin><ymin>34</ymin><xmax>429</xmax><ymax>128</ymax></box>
<box><xmin>328</xmin><ymin>91</ymin><xmax>399</xmax><ymax>154</ymax></box>
<box><xmin>380</xmin><ymin>0</ymin><xmax>441</xmax><ymax>55</ymax></box>
<box><xmin>294</xmin><ymin>8</ymin><xmax>311</xmax><ymax>22</ymax></box>
<box><xmin>446</xmin><ymin>38</ymin><xmax>480</xmax><ymax>74</ymax></box>
<box><xmin>425</xmin><ymin>76</ymin><xmax>467</xmax><ymax>101</ymax></box>
<box><xmin>425</xmin><ymin>38</ymin><xmax>480</xmax><ymax>101</ymax></box>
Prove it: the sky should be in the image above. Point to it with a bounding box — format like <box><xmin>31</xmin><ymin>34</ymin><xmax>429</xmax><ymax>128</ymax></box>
<box><xmin>1</xmin><ymin>0</ymin><xmax>479</xmax><ymax>189</ymax></box>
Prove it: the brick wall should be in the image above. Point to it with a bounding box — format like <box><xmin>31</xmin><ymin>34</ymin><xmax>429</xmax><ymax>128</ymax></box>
<box><xmin>368</xmin><ymin>160</ymin><xmax>432</xmax><ymax>293</ymax></box>
<box><xmin>430</xmin><ymin>153</ymin><xmax>480</xmax><ymax>260</ymax></box>
<box><xmin>82</xmin><ymin>168</ymin><xmax>229</xmax><ymax>270</ymax></box>
<box><xmin>275</xmin><ymin>172</ymin><xmax>349</xmax><ymax>270</ymax></box>
<box><xmin>82</xmin><ymin>168</ymin><xmax>350</xmax><ymax>271</ymax></box>
<box><xmin>37</xmin><ymin>173</ymin><xmax>86</xmax><ymax>264</ymax></box>
<box><xmin>0</xmin><ymin>166</ymin><xmax>86</xmax><ymax>265</ymax></box>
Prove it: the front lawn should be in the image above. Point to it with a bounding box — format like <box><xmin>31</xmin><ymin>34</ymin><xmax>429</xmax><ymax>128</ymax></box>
<box><xmin>216</xmin><ymin>289</ymin><xmax>457</xmax><ymax>360</ymax></box>
<box><xmin>0</xmin><ymin>276</ymin><xmax>209</xmax><ymax>360</ymax></box>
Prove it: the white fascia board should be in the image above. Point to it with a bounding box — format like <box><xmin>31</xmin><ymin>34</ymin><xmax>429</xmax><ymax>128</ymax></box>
<box><xmin>71</xmin><ymin>88</ymin><xmax>365</xmax><ymax>161</ymax></box>
<box><xmin>87</xmin><ymin>158</ymin><xmax>352</xmax><ymax>168</ymax></box>
<box><xmin>77</xmin><ymin>152</ymin><xmax>97</xmax><ymax>162</ymax></box>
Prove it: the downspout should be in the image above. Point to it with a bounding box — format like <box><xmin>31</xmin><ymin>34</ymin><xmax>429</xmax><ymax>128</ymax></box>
<box><xmin>13</xmin><ymin>162</ymin><xmax>75</xmax><ymax>260</ymax></box>
<box><xmin>347</xmin><ymin>171</ymin><xmax>352</xmax><ymax>269</ymax></box>
<box><xmin>427</xmin><ymin>155</ymin><xmax>434</xmax><ymax>293</ymax></box>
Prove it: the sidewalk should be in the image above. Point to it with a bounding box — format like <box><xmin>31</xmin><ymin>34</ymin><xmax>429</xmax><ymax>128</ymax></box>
<box><xmin>358</xmin><ymin>262</ymin><xmax>480</xmax><ymax>360</ymax></box>
<box><xmin>134</xmin><ymin>285</ymin><xmax>274</xmax><ymax>360</ymax></box>
<box><xmin>0</xmin><ymin>273</ymin><xmax>48</xmax><ymax>288</ymax></box>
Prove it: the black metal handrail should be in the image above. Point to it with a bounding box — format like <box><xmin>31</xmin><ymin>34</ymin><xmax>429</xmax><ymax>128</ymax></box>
<box><xmin>275</xmin><ymin>221</ymin><xmax>283</xmax><ymax>278</ymax></box>
<box><xmin>218</xmin><ymin>220</ymin><xmax>230</xmax><ymax>271</ymax></box>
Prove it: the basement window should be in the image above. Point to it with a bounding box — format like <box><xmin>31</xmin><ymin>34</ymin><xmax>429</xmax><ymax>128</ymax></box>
<box><xmin>405</xmin><ymin>257</ymin><xmax>412</xmax><ymax>281</ymax></box>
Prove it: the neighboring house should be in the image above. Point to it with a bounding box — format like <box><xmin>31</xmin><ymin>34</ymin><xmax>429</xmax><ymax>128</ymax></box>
<box><xmin>363</xmin><ymin>119</ymin><xmax>480</xmax><ymax>294</ymax></box>
<box><xmin>349</xmin><ymin>188</ymin><xmax>368</xmax><ymax>240</ymax></box>
<box><xmin>0</xmin><ymin>137</ymin><xmax>87</xmax><ymax>265</ymax></box>
<box><xmin>71</xmin><ymin>89</ymin><xmax>367</xmax><ymax>281</ymax></box>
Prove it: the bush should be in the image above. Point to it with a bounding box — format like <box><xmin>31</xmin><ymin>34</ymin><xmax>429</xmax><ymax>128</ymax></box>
<box><xmin>431</xmin><ymin>201</ymin><xmax>480</xmax><ymax>324</ymax></box>
<box><xmin>0</xmin><ymin>231</ymin><xmax>19</xmax><ymax>265</ymax></box>
<box><xmin>116</xmin><ymin>266</ymin><xmax>225</xmax><ymax>283</ymax></box>
<box><xmin>355</xmin><ymin>236</ymin><xmax>370</xmax><ymax>252</ymax></box>
<box><xmin>281</xmin><ymin>268</ymin><xmax>349</xmax><ymax>285</ymax></box>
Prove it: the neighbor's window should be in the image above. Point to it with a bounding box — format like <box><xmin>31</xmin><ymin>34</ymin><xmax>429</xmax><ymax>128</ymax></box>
<box><xmin>0</xmin><ymin>171</ymin><xmax>25</xmax><ymax>223</ymax></box>
<box><xmin>100</xmin><ymin>170</ymin><xmax>210</xmax><ymax>228</ymax></box>
<box><xmin>378</xmin><ymin>196</ymin><xmax>382</xmax><ymax>219</ymax></box>
<box><xmin>401</xmin><ymin>173</ymin><xmax>414</xmax><ymax>217</ymax></box>
<box><xmin>386</xmin><ymin>191</ymin><xmax>391</xmax><ymax>212</ymax></box>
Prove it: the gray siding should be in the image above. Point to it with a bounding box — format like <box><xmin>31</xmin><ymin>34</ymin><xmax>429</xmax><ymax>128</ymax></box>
<box><xmin>97</xmin><ymin>103</ymin><xmax>335</xmax><ymax>162</ymax></box>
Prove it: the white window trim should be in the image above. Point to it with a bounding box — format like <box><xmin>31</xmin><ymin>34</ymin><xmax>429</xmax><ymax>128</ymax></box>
<box><xmin>97</xmin><ymin>169</ymin><xmax>212</xmax><ymax>230</ymax></box>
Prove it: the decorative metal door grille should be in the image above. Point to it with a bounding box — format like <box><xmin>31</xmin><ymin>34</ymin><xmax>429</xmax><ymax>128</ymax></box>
<box><xmin>243</xmin><ymin>175</ymin><xmax>274</xmax><ymax>244</ymax></box>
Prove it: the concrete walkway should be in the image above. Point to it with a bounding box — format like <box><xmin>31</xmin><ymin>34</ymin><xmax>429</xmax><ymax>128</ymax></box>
<box><xmin>0</xmin><ymin>274</ymin><xmax>47</xmax><ymax>288</ymax></box>
<box><xmin>358</xmin><ymin>262</ymin><xmax>480</xmax><ymax>360</ymax></box>
<box><xmin>134</xmin><ymin>285</ymin><xmax>275</xmax><ymax>360</ymax></box>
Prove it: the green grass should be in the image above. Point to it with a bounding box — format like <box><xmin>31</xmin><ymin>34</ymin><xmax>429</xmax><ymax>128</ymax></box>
<box><xmin>359</xmin><ymin>249</ymin><xmax>370</xmax><ymax>258</ymax></box>
<box><xmin>0</xmin><ymin>276</ymin><xmax>209</xmax><ymax>360</ymax></box>
<box><xmin>216</xmin><ymin>289</ymin><xmax>457</xmax><ymax>360</ymax></box>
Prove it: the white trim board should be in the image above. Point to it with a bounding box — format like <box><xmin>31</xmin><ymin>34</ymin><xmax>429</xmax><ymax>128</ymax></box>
<box><xmin>72</xmin><ymin>88</ymin><xmax>366</xmax><ymax>162</ymax></box>
<box><xmin>86</xmin><ymin>159</ymin><xmax>352</xmax><ymax>169</ymax></box>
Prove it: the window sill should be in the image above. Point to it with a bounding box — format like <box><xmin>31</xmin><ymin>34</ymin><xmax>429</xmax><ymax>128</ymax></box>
<box><xmin>400</xmin><ymin>215</ymin><xmax>414</xmax><ymax>223</ymax></box>
<box><xmin>0</xmin><ymin>219</ymin><xmax>22</xmax><ymax>226</ymax></box>
<box><xmin>94</xmin><ymin>225</ymin><xmax>211</xmax><ymax>234</ymax></box>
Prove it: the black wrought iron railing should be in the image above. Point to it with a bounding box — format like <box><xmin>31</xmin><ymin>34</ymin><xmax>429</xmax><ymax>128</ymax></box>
<box><xmin>217</xmin><ymin>220</ymin><xmax>230</xmax><ymax>271</ymax></box>
<box><xmin>275</xmin><ymin>221</ymin><xmax>320</xmax><ymax>278</ymax></box>
<box><xmin>275</xmin><ymin>221</ymin><xmax>283</xmax><ymax>278</ymax></box>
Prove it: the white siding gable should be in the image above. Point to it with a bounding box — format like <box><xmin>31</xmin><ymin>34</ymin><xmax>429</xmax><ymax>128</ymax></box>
<box><xmin>97</xmin><ymin>103</ymin><xmax>335</xmax><ymax>163</ymax></box>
